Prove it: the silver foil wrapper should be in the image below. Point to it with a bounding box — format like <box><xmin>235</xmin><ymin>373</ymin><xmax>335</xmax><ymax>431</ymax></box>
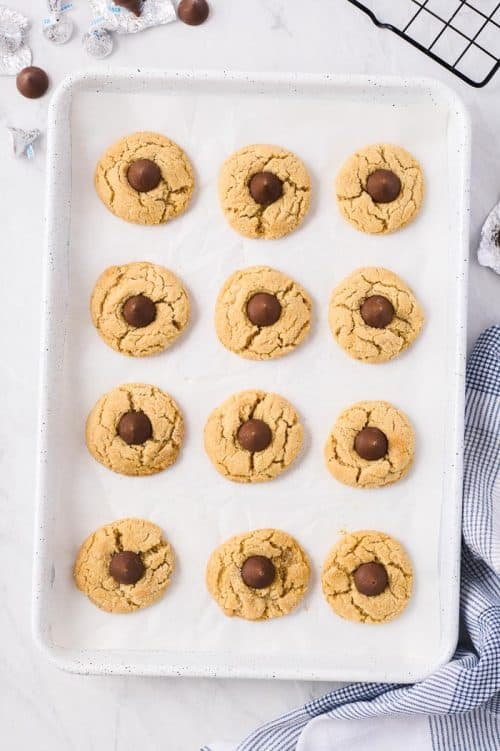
<box><xmin>0</xmin><ymin>6</ymin><xmax>31</xmax><ymax>75</ymax></box>
<box><xmin>7</xmin><ymin>126</ymin><xmax>41</xmax><ymax>159</ymax></box>
<box><xmin>88</xmin><ymin>0</ymin><xmax>176</xmax><ymax>34</ymax></box>
<box><xmin>478</xmin><ymin>201</ymin><xmax>500</xmax><ymax>275</ymax></box>
<box><xmin>83</xmin><ymin>25</ymin><xmax>114</xmax><ymax>58</ymax></box>
<box><xmin>43</xmin><ymin>2</ymin><xmax>74</xmax><ymax>45</ymax></box>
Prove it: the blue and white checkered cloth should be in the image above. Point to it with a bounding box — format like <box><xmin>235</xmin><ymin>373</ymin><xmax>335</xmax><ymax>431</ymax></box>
<box><xmin>206</xmin><ymin>326</ymin><xmax>500</xmax><ymax>751</ymax></box>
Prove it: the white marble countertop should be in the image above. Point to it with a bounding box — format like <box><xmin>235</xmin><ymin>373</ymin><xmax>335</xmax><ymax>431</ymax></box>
<box><xmin>0</xmin><ymin>2</ymin><xmax>498</xmax><ymax>749</ymax></box>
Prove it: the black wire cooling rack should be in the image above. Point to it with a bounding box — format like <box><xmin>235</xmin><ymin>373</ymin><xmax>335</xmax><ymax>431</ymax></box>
<box><xmin>347</xmin><ymin>0</ymin><xmax>500</xmax><ymax>87</ymax></box>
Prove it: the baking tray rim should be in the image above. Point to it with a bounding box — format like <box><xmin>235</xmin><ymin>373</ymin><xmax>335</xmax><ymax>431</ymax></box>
<box><xmin>33</xmin><ymin>68</ymin><xmax>471</xmax><ymax>680</ymax></box>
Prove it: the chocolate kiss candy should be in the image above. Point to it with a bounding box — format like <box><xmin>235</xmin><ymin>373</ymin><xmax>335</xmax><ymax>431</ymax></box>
<box><xmin>115</xmin><ymin>0</ymin><xmax>143</xmax><ymax>17</ymax></box>
<box><xmin>366</xmin><ymin>169</ymin><xmax>401</xmax><ymax>203</ymax></box>
<box><xmin>360</xmin><ymin>295</ymin><xmax>395</xmax><ymax>329</ymax></box>
<box><xmin>16</xmin><ymin>67</ymin><xmax>49</xmax><ymax>99</ymax></box>
<box><xmin>122</xmin><ymin>295</ymin><xmax>156</xmax><ymax>327</ymax></box>
<box><xmin>241</xmin><ymin>555</ymin><xmax>276</xmax><ymax>589</ymax></box>
<box><xmin>246</xmin><ymin>292</ymin><xmax>282</xmax><ymax>326</ymax></box>
<box><xmin>354</xmin><ymin>427</ymin><xmax>388</xmax><ymax>461</ymax></box>
<box><xmin>353</xmin><ymin>562</ymin><xmax>388</xmax><ymax>596</ymax></box>
<box><xmin>127</xmin><ymin>159</ymin><xmax>161</xmax><ymax>192</ymax></box>
<box><xmin>237</xmin><ymin>419</ymin><xmax>272</xmax><ymax>452</ymax></box>
<box><xmin>178</xmin><ymin>0</ymin><xmax>210</xmax><ymax>25</ymax></box>
<box><xmin>117</xmin><ymin>411</ymin><xmax>153</xmax><ymax>445</ymax></box>
<box><xmin>109</xmin><ymin>551</ymin><xmax>145</xmax><ymax>584</ymax></box>
<box><xmin>249</xmin><ymin>171</ymin><xmax>283</xmax><ymax>206</ymax></box>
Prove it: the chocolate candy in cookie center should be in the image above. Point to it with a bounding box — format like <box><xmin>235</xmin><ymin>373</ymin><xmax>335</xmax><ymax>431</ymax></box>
<box><xmin>117</xmin><ymin>410</ymin><xmax>153</xmax><ymax>445</ymax></box>
<box><xmin>246</xmin><ymin>292</ymin><xmax>282</xmax><ymax>327</ymax></box>
<box><xmin>354</xmin><ymin>427</ymin><xmax>388</xmax><ymax>461</ymax></box>
<box><xmin>127</xmin><ymin>159</ymin><xmax>162</xmax><ymax>192</ymax></box>
<box><xmin>109</xmin><ymin>551</ymin><xmax>145</xmax><ymax>585</ymax></box>
<box><xmin>241</xmin><ymin>555</ymin><xmax>276</xmax><ymax>589</ymax></box>
<box><xmin>249</xmin><ymin>171</ymin><xmax>283</xmax><ymax>206</ymax></box>
<box><xmin>360</xmin><ymin>295</ymin><xmax>395</xmax><ymax>329</ymax></box>
<box><xmin>115</xmin><ymin>0</ymin><xmax>143</xmax><ymax>15</ymax></box>
<box><xmin>365</xmin><ymin>169</ymin><xmax>401</xmax><ymax>203</ymax></box>
<box><xmin>353</xmin><ymin>562</ymin><xmax>388</xmax><ymax>596</ymax></box>
<box><xmin>122</xmin><ymin>294</ymin><xmax>157</xmax><ymax>328</ymax></box>
<box><xmin>237</xmin><ymin>418</ymin><xmax>272</xmax><ymax>452</ymax></box>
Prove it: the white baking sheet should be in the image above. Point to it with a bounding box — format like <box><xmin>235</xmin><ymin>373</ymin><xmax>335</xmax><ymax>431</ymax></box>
<box><xmin>34</xmin><ymin>72</ymin><xmax>470</xmax><ymax>681</ymax></box>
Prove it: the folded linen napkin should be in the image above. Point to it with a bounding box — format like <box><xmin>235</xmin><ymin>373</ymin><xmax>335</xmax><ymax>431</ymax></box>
<box><xmin>206</xmin><ymin>326</ymin><xmax>500</xmax><ymax>751</ymax></box>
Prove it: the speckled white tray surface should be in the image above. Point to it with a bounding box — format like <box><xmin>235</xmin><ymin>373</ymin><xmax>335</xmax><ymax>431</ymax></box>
<box><xmin>34</xmin><ymin>71</ymin><xmax>470</xmax><ymax>681</ymax></box>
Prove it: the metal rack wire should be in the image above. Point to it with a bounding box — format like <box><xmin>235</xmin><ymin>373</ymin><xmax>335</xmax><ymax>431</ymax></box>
<box><xmin>347</xmin><ymin>0</ymin><xmax>500</xmax><ymax>87</ymax></box>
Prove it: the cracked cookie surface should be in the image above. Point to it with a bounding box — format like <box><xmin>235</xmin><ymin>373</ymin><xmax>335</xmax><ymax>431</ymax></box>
<box><xmin>91</xmin><ymin>261</ymin><xmax>190</xmax><ymax>357</ymax></box>
<box><xmin>206</xmin><ymin>528</ymin><xmax>310</xmax><ymax>620</ymax></box>
<box><xmin>94</xmin><ymin>131</ymin><xmax>194</xmax><ymax>225</ymax></box>
<box><xmin>218</xmin><ymin>144</ymin><xmax>311</xmax><ymax>239</ymax></box>
<box><xmin>324</xmin><ymin>400</ymin><xmax>414</xmax><ymax>488</ymax></box>
<box><xmin>204</xmin><ymin>390</ymin><xmax>303</xmax><ymax>483</ymax></box>
<box><xmin>335</xmin><ymin>144</ymin><xmax>424</xmax><ymax>234</ymax></box>
<box><xmin>86</xmin><ymin>383</ymin><xmax>184</xmax><ymax>476</ymax></box>
<box><xmin>329</xmin><ymin>267</ymin><xmax>424</xmax><ymax>363</ymax></box>
<box><xmin>215</xmin><ymin>266</ymin><xmax>312</xmax><ymax>360</ymax></box>
<box><xmin>74</xmin><ymin>518</ymin><xmax>175</xmax><ymax>613</ymax></box>
<box><xmin>322</xmin><ymin>530</ymin><xmax>413</xmax><ymax>624</ymax></box>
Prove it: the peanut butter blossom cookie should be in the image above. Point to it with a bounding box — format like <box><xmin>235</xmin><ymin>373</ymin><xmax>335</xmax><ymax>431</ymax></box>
<box><xmin>74</xmin><ymin>518</ymin><xmax>175</xmax><ymax>613</ymax></box>
<box><xmin>335</xmin><ymin>143</ymin><xmax>424</xmax><ymax>234</ymax></box>
<box><xmin>329</xmin><ymin>266</ymin><xmax>424</xmax><ymax>363</ymax></box>
<box><xmin>324</xmin><ymin>400</ymin><xmax>414</xmax><ymax>489</ymax></box>
<box><xmin>321</xmin><ymin>530</ymin><xmax>413</xmax><ymax>624</ymax></box>
<box><xmin>90</xmin><ymin>261</ymin><xmax>190</xmax><ymax>357</ymax></box>
<box><xmin>204</xmin><ymin>389</ymin><xmax>303</xmax><ymax>483</ymax></box>
<box><xmin>94</xmin><ymin>131</ymin><xmax>195</xmax><ymax>225</ymax></box>
<box><xmin>218</xmin><ymin>144</ymin><xmax>311</xmax><ymax>239</ymax></box>
<box><xmin>86</xmin><ymin>383</ymin><xmax>184</xmax><ymax>476</ymax></box>
<box><xmin>215</xmin><ymin>266</ymin><xmax>312</xmax><ymax>360</ymax></box>
<box><xmin>206</xmin><ymin>528</ymin><xmax>310</xmax><ymax>620</ymax></box>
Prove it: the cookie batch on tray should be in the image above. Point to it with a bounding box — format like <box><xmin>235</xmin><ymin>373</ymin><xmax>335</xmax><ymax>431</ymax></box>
<box><xmin>75</xmin><ymin>131</ymin><xmax>425</xmax><ymax>624</ymax></box>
